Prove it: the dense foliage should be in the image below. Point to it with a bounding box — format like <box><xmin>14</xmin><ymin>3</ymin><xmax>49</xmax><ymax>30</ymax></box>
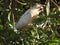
<box><xmin>0</xmin><ymin>0</ymin><xmax>60</xmax><ymax>45</ymax></box>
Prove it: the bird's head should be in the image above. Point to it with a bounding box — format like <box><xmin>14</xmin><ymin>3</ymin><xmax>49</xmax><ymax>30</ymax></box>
<box><xmin>32</xmin><ymin>3</ymin><xmax>45</xmax><ymax>11</ymax></box>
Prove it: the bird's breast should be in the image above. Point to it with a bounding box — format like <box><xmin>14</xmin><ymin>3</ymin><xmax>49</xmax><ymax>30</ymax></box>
<box><xmin>30</xmin><ymin>9</ymin><xmax>39</xmax><ymax>19</ymax></box>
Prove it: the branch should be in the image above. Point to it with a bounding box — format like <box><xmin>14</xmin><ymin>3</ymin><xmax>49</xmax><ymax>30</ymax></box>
<box><xmin>51</xmin><ymin>0</ymin><xmax>59</xmax><ymax>8</ymax></box>
<box><xmin>15</xmin><ymin>0</ymin><xmax>27</xmax><ymax>5</ymax></box>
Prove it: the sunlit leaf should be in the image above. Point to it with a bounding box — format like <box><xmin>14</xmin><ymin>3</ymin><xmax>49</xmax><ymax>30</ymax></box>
<box><xmin>8</xmin><ymin>12</ymin><xmax>11</xmax><ymax>22</ymax></box>
<box><xmin>46</xmin><ymin>0</ymin><xmax>50</xmax><ymax>16</ymax></box>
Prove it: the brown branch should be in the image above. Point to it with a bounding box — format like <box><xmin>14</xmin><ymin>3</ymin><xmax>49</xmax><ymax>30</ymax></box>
<box><xmin>51</xmin><ymin>0</ymin><xmax>59</xmax><ymax>8</ymax></box>
<box><xmin>15</xmin><ymin>0</ymin><xmax>27</xmax><ymax>5</ymax></box>
<box><xmin>55</xmin><ymin>0</ymin><xmax>57</xmax><ymax>3</ymax></box>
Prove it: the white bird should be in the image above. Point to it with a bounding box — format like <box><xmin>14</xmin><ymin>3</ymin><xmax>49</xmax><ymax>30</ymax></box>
<box><xmin>15</xmin><ymin>3</ymin><xmax>45</xmax><ymax>29</ymax></box>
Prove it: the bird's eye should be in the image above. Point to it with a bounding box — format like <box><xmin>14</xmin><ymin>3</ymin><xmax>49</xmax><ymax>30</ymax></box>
<box><xmin>40</xmin><ymin>8</ymin><xmax>42</xmax><ymax>10</ymax></box>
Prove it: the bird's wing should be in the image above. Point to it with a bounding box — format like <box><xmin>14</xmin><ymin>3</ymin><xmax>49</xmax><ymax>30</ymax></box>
<box><xmin>15</xmin><ymin>12</ymin><xmax>32</xmax><ymax>29</ymax></box>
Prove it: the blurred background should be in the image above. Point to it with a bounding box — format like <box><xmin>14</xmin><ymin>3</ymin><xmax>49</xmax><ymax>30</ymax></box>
<box><xmin>0</xmin><ymin>0</ymin><xmax>60</xmax><ymax>45</ymax></box>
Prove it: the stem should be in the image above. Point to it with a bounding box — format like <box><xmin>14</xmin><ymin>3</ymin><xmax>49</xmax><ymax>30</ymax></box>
<box><xmin>51</xmin><ymin>0</ymin><xmax>59</xmax><ymax>8</ymax></box>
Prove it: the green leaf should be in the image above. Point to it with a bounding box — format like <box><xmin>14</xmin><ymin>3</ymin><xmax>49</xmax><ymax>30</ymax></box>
<box><xmin>46</xmin><ymin>0</ymin><xmax>50</xmax><ymax>16</ymax></box>
<box><xmin>0</xmin><ymin>25</ymin><xmax>3</xmax><ymax>30</ymax></box>
<box><xmin>0</xmin><ymin>6</ymin><xmax>3</xmax><ymax>11</ymax></box>
<box><xmin>48</xmin><ymin>38</ymin><xmax>60</xmax><ymax>44</ymax></box>
<box><xmin>8</xmin><ymin>12</ymin><xmax>11</xmax><ymax>22</ymax></box>
<box><xmin>0</xmin><ymin>19</ymin><xmax>2</xmax><ymax>23</ymax></box>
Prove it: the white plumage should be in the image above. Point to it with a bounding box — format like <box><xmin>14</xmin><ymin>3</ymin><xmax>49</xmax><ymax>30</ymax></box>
<box><xmin>15</xmin><ymin>4</ymin><xmax>45</xmax><ymax>29</ymax></box>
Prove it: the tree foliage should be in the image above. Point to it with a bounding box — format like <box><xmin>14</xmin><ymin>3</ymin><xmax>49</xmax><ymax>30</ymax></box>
<box><xmin>0</xmin><ymin>0</ymin><xmax>60</xmax><ymax>45</ymax></box>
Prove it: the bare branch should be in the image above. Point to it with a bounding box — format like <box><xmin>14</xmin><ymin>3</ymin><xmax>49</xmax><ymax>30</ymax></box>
<box><xmin>51</xmin><ymin>0</ymin><xmax>59</xmax><ymax>8</ymax></box>
<box><xmin>15</xmin><ymin>0</ymin><xmax>27</xmax><ymax>5</ymax></box>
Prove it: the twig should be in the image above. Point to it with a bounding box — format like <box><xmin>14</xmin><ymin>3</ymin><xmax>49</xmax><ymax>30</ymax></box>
<box><xmin>8</xmin><ymin>0</ymin><xmax>15</xmax><ymax>29</ymax></box>
<box><xmin>15</xmin><ymin>0</ymin><xmax>27</xmax><ymax>5</ymax></box>
<box><xmin>55</xmin><ymin>0</ymin><xmax>57</xmax><ymax>3</ymax></box>
<box><xmin>51</xmin><ymin>0</ymin><xmax>59</xmax><ymax>8</ymax></box>
<box><xmin>9</xmin><ymin>0</ymin><xmax>12</xmax><ymax>9</ymax></box>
